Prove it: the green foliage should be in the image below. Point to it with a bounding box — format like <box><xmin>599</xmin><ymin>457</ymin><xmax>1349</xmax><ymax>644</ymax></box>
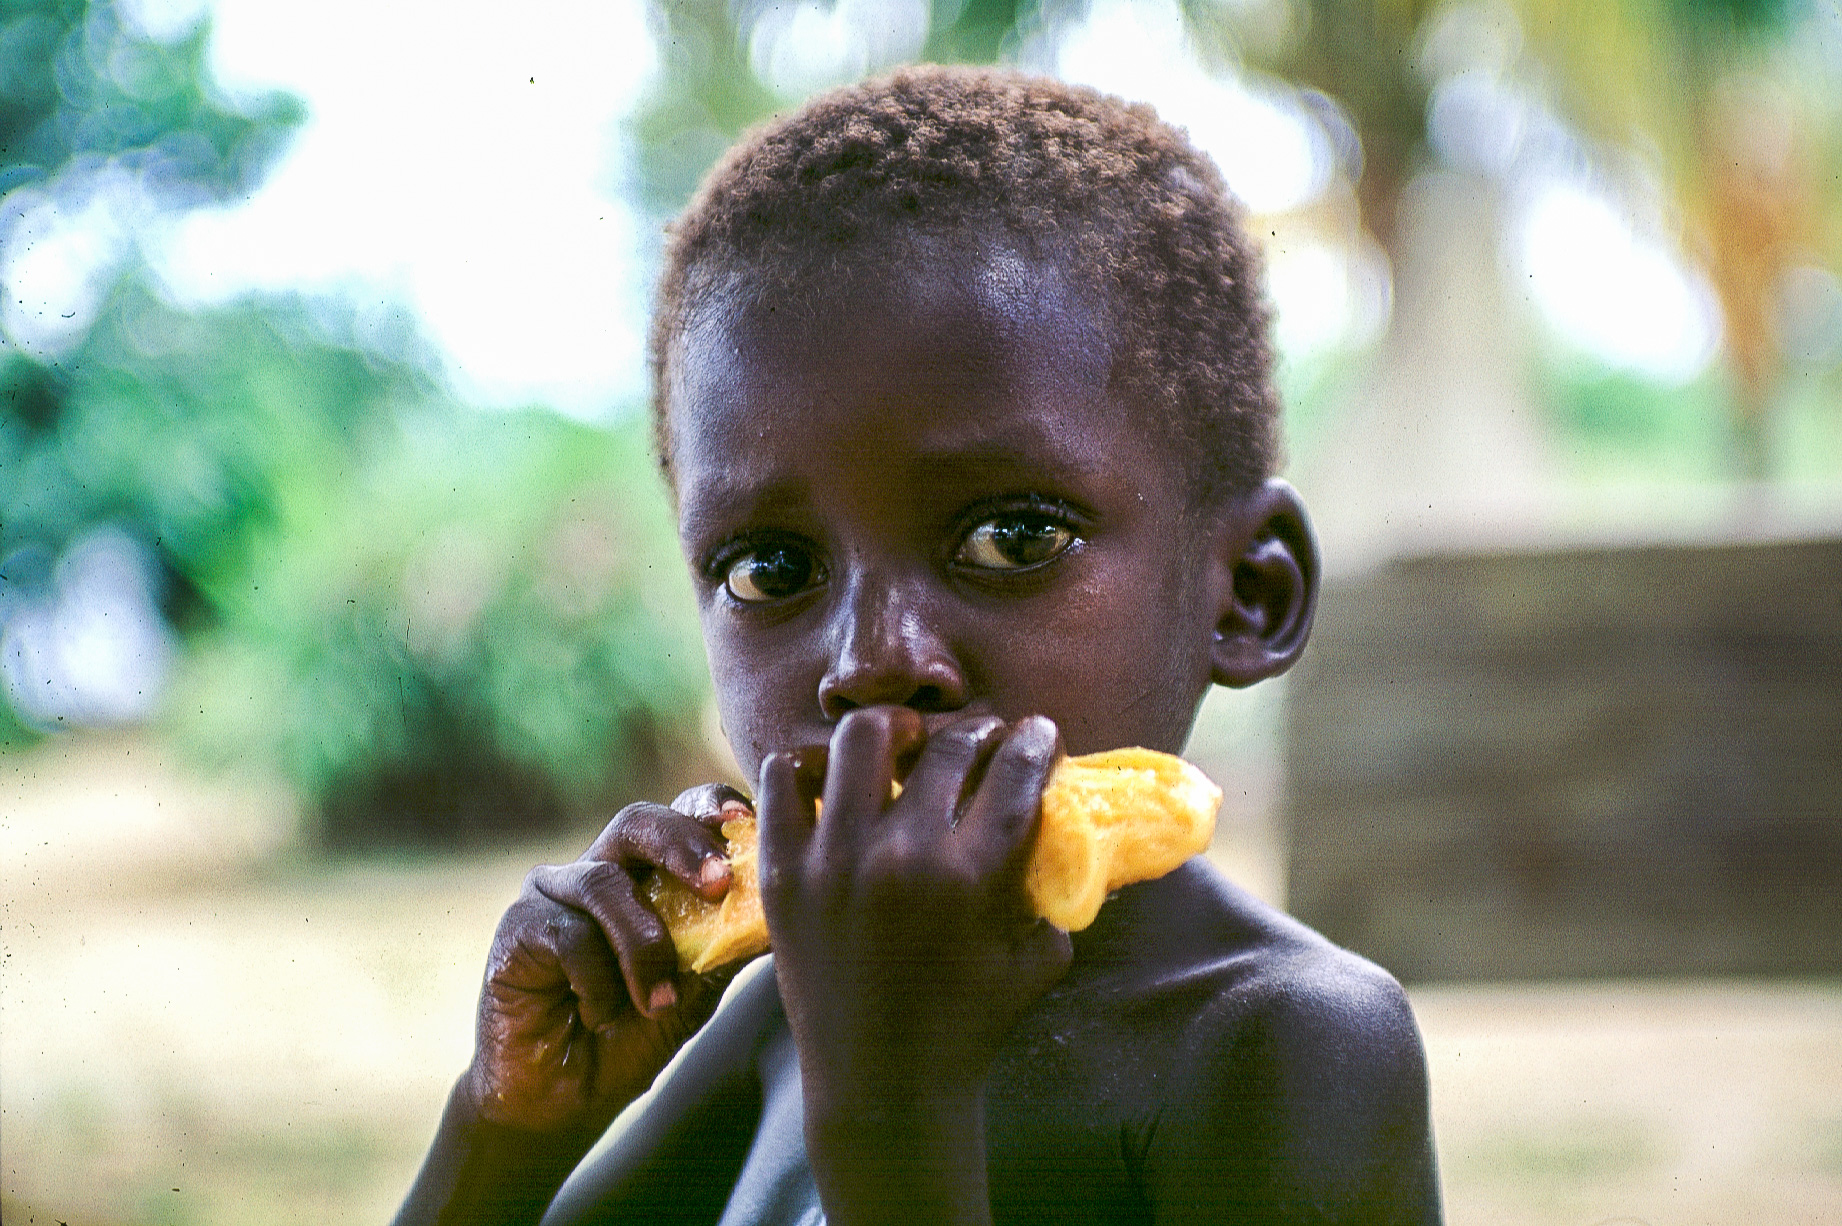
<box><xmin>922</xmin><ymin>0</ymin><xmax>1039</xmax><ymax>65</ymax></box>
<box><xmin>2</xmin><ymin>282</ymin><xmax>411</xmax><ymax>596</ymax></box>
<box><xmin>4</xmin><ymin>276</ymin><xmax>711</xmax><ymax>846</ymax></box>
<box><xmin>0</xmin><ymin>275</ymin><xmax>710</xmax><ymax>842</ymax></box>
<box><xmin>168</xmin><ymin>402</ymin><xmax>708</xmax><ymax>848</ymax></box>
<box><xmin>628</xmin><ymin>0</ymin><xmax>783</xmax><ymax>219</ymax></box>
<box><xmin>1536</xmin><ymin>351</ymin><xmax>1735</xmax><ymax>484</ymax></box>
<box><xmin>2</xmin><ymin>0</ymin><xmax>317</xmax><ymax>633</ymax></box>
<box><xmin>0</xmin><ymin>0</ymin><xmax>301</xmax><ymax>201</ymax></box>
<box><xmin>1672</xmin><ymin>0</ymin><xmax>1794</xmax><ymax>37</ymax></box>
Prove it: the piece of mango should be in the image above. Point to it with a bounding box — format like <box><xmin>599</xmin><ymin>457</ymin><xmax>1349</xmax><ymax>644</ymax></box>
<box><xmin>645</xmin><ymin>747</ymin><xmax>1222</xmax><ymax>973</ymax></box>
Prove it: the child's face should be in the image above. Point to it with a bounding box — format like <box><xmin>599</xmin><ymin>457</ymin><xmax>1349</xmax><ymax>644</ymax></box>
<box><xmin>667</xmin><ymin>245</ymin><xmax>1222</xmax><ymax>778</ymax></box>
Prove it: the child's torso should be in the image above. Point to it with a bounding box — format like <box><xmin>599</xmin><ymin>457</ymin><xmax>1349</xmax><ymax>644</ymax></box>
<box><xmin>544</xmin><ymin>860</ymin><xmax>1316</xmax><ymax>1226</ymax></box>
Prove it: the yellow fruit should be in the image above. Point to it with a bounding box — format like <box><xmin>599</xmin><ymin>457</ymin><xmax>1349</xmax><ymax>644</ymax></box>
<box><xmin>1024</xmin><ymin>748</ymin><xmax>1222</xmax><ymax>930</ymax></box>
<box><xmin>645</xmin><ymin>748</ymin><xmax>1221</xmax><ymax>973</ymax></box>
<box><xmin>643</xmin><ymin>814</ymin><xmax>767</xmax><ymax>974</ymax></box>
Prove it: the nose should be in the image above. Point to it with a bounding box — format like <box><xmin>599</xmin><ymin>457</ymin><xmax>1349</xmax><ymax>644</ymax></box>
<box><xmin>817</xmin><ymin>574</ymin><xmax>968</xmax><ymax>719</ymax></box>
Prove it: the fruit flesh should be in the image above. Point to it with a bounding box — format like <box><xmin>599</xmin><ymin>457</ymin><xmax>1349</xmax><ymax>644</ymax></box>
<box><xmin>645</xmin><ymin>747</ymin><xmax>1222</xmax><ymax>973</ymax></box>
<box><xmin>644</xmin><ymin>815</ymin><xmax>767</xmax><ymax>974</ymax></box>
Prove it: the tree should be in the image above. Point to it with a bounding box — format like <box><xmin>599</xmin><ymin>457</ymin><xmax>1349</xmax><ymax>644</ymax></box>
<box><xmin>1</xmin><ymin>0</ymin><xmax>710</xmax><ymax>849</ymax></box>
<box><xmin>1187</xmin><ymin>0</ymin><xmax>1841</xmax><ymax>480</ymax></box>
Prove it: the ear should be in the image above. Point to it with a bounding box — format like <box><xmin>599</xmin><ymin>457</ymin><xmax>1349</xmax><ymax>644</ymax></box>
<box><xmin>1207</xmin><ymin>479</ymin><xmax>1320</xmax><ymax>689</ymax></box>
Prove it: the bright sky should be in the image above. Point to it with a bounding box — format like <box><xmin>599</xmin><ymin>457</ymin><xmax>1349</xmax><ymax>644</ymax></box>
<box><xmin>146</xmin><ymin>0</ymin><xmax>660</xmax><ymax>416</ymax></box>
<box><xmin>1056</xmin><ymin>0</ymin><xmax>1335</xmax><ymax>216</ymax></box>
<box><xmin>1517</xmin><ymin>179</ymin><xmax>1722</xmax><ymax>384</ymax></box>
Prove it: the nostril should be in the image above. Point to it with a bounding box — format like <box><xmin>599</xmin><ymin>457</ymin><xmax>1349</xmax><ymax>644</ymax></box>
<box><xmin>816</xmin><ymin>597</ymin><xmax>969</xmax><ymax>718</ymax></box>
<box><xmin>818</xmin><ymin>679</ymin><xmax>961</xmax><ymax>721</ymax></box>
<box><xmin>909</xmin><ymin>685</ymin><xmax>949</xmax><ymax>712</ymax></box>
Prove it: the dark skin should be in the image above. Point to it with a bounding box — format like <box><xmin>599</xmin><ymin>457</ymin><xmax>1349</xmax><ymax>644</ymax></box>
<box><xmin>396</xmin><ymin>241</ymin><xmax>1438</xmax><ymax>1225</ymax></box>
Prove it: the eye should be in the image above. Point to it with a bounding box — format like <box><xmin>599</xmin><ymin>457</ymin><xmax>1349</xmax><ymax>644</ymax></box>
<box><xmin>956</xmin><ymin>512</ymin><xmax>1076</xmax><ymax>571</ymax></box>
<box><xmin>723</xmin><ymin>543</ymin><xmax>824</xmax><ymax>603</ymax></box>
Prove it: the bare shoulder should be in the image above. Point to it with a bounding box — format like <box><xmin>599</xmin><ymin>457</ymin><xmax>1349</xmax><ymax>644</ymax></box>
<box><xmin>1059</xmin><ymin>857</ymin><xmax>1421</xmax><ymax>1036</ymax></box>
<box><xmin>1041</xmin><ymin>858</ymin><xmax>1443</xmax><ymax>1224</ymax></box>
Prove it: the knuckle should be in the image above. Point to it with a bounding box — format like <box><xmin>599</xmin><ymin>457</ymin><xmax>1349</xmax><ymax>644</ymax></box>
<box><xmin>521</xmin><ymin>863</ymin><xmax>582</xmax><ymax>907</ymax></box>
<box><xmin>577</xmin><ymin>859</ymin><xmax>628</xmax><ymax>896</ymax></box>
<box><xmin>671</xmin><ymin>782</ymin><xmax>743</xmax><ymax>818</ymax></box>
<box><xmin>757</xmin><ymin>857</ymin><xmax>793</xmax><ymax>903</ymax></box>
<box><xmin>601</xmin><ymin>802</ymin><xmax>655</xmax><ymax>841</ymax></box>
<box><xmin>539</xmin><ymin>908</ymin><xmax>589</xmax><ymax>949</ymax></box>
<box><xmin>501</xmin><ymin>892</ymin><xmax>551</xmax><ymax>931</ymax></box>
<box><xmin>929</xmin><ymin>857</ymin><xmax>981</xmax><ymax>897</ymax></box>
<box><xmin>608</xmin><ymin>801</ymin><xmax>672</xmax><ymax>845</ymax></box>
<box><xmin>610</xmin><ymin>800</ymin><xmax>656</xmax><ymax>825</ymax></box>
<box><xmin>861</xmin><ymin>836</ymin><xmax>923</xmax><ymax>885</ymax></box>
<box><xmin>941</xmin><ymin>715</ymin><xmax>1003</xmax><ymax>752</ymax></box>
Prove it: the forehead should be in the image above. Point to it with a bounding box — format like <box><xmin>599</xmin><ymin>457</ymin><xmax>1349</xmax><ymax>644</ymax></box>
<box><xmin>667</xmin><ymin>242</ymin><xmax>1158</xmax><ymax>508</ymax></box>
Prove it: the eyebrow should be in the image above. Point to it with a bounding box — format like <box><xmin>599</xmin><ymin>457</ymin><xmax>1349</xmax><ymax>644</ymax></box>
<box><xmin>696</xmin><ymin>440</ymin><xmax>1093</xmax><ymax>507</ymax></box>
<box><xmin>677</xmin><ymin>476</ymin><xmax>814</xmax><ymax>543</ymax></box>
<box><xmin>896</xmin><ymin>435</ymin><xmax>1113</xmax><ymax>499</ymax></box>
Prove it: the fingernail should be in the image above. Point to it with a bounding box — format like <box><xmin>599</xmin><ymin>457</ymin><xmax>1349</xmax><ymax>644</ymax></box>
<box><xmin>1018</xmin><ymin>714</ymin><xmax>1056</xmax><ymax>753</ymax></box>
<box><xmin>699</xmin><ymin>855</ymin><xmax>731</xmax><ymax>889</ymax></box>
<box><xmin>718</xmin><ymin>799</ymin><xmax>753</xmax><ymax>820</ymax></box>
<box><xmin>648</xmin><ymin>982</ymin><xmax>678</xmax><ymax>1014</ymax></box>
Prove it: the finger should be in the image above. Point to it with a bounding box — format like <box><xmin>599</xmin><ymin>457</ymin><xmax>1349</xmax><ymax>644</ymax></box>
<box><xmin>898</xmin><ymin>715</ymin><xmax>1007</xmax><ymax>830</ymax></box>
<box><xmin>670</xmin><ymin>782</ymin><xmax>755</xmax><ymax>829</ymax></box>
<box><xmin>956</xmin><ymin>715</ymin><xmax>1061</xmax><ymax>877</ymax></box>
<box><xmin>655</xmin><ymin>966</ymin><xmax>731</xmax><ymax>1044</ymax></box>
<box><xmin>485</xmin><ymin>894</ymin><xmax>577</xmax><ymax>995</ymax></box>
<box><xmin>538</xmin><ymin>906</ymin><xmax>627</xmax><ymax>1031</ymax></box>
<box><xmin>1016</xmin><ymin>915</ymin><xmax>1075</xmax><ymax>986</ymax></box>
<box><xmin>490</xmin><ymin>889</ymin><xmax>631</xmax><ymax>1033</ymax></box>
<box><xmin>755</xmin><ymin>749</ymin><xmax>818</xmax><ymax>912</ymax></box>
<box><xmin>584</xmin><ymin>801</ymin><xmax>732</xmax><ymax>898</ymax></box>
<box><xmin>817</xmin><ymin>707</ymin><xmax>923</xmax><ymax>863</ymax></box>
<box><xmin>529</xmin><ymin>861</ymin><xmax>683</xmax><ymax>1018</ymax></box>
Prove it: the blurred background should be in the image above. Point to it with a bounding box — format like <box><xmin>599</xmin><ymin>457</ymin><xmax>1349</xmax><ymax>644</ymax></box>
<box><xmin>2</xmin><ymin>0</ymin><xmax>1837</xmax><ymax>1221</ymax></box>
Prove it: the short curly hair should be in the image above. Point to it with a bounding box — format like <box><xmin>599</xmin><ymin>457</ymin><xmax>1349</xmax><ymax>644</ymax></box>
<box><xmin>651</xmin><ymin>65</ymin><xmax>1279</xmax><ymax>503</ymax></box>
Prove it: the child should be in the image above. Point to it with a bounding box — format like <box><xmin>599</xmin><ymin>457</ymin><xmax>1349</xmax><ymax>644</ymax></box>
<box><xmin>396</xmin><ymin>66</ymin><xmax>1440</xmax><ymax>1225</ymax></box>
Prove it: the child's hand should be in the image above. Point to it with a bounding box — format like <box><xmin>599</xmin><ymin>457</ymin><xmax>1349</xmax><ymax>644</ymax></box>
<box><xmin>461</xmin><ymin>784</ymin><xmax>751</xmax><ymax>1137</ymax></box>
<box><xmin>757</xmin><ymin>706</ymin><xmax>1073</xmax><ymax>1120</ymax></box>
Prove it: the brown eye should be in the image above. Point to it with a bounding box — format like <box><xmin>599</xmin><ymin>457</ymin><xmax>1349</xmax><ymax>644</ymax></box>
<box><xmin>725</xmin><ymin>545</ymin><xmax>822</xmax><ymax>602</ymax></box>
<box><xmin>957</xmin><ymin>515</ymin><xmax>1075</xmax><ymax>571</ymax></box>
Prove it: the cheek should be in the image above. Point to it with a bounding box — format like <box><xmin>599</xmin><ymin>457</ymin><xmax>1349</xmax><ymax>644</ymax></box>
<box><xmin>1022</xmin><ymin>561</ymin><xmax>1209</xmax><ymax>750</ymax></box>
<box><xmin>698</xmin><ymin>611</ymin><xmax>758</xmax><ymax>764</ymax></box>
<box><xmin>698</xmin><ymin>610</ymin><xmax>817</xmax><ymax>772</ymax></box>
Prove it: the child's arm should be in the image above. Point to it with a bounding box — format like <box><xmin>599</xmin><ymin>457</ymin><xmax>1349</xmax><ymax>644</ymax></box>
<box><xmin>756</xmin><ymin>707</ymin><xmax>1073</xmax><ymax>1226</ymax></box>
<box><xmin>393</xmin><ymin>784</ymin><xmax>751</xmax><ymax>1226</ymax></box>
